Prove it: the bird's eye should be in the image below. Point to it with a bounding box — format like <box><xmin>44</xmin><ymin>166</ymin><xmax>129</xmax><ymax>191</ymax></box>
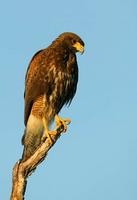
<box><xmin>72</xmin><ymin>39</ymin><xmax>76</xmax><ymax>44</ymax></box>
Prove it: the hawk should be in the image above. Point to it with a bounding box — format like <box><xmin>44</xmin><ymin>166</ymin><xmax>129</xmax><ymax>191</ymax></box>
<box><xmin>21</xmin><ymin>32</ymin><xmax>84</xmax><ymax>161</ymax></box>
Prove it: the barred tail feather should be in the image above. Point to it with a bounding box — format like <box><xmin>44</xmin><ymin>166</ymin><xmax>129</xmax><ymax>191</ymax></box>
<box><xmin>21</xmin><ymin>115</ymin><xmax>43</xmax><ymax>161</ymax></box>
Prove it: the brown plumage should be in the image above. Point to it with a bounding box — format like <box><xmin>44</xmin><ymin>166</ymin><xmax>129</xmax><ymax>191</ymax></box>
<box><xmin>21</xmin><ymin>32</ymin><xmax>84</xmax><ymax>161</ymax></box>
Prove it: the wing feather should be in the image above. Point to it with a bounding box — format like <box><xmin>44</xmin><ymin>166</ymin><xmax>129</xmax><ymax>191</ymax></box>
<box><xmin>24</xmin><ymin>49</ymin><xmax>49</xmax><ymax>125</ymax></box>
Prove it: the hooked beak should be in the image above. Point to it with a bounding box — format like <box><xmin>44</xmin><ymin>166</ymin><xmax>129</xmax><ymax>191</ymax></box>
<box><xmin>73</xmin><ymin>42</ymin><xmax>84</xmax><ymax>54</ymax></box>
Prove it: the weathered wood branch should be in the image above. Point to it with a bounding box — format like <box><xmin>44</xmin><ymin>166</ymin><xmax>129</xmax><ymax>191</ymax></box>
<box><xmin>10</xmin><ymin>122</ymin><xmax>70</xmax><ymax>200</ymax></box>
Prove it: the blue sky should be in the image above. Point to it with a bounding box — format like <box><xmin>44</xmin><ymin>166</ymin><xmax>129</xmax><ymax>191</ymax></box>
<box><xmin>0</xmin><ymin>0</ymin><xmax>137</xmax><ymax>199</ymax></box>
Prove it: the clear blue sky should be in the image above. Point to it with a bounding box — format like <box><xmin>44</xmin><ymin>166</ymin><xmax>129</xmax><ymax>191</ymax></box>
<box><xmin>0</xmin><ymin>0</ymin><xmax>137</xmax><ymax>199</ymax></box>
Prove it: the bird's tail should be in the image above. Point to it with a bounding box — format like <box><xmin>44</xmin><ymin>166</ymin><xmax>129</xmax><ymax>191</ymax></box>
<box><xmin>21</xmin><ymin>129</ymin><xmax>41</xmax><ymax>161</ymax></box>
<box><xmin>21</xmin><ymin>115</ymin><xmax>43</xmax><ymax>161</ymax></box>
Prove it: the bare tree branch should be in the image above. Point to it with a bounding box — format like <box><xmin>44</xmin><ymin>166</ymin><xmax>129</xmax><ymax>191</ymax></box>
<box><xmin>10</xmin><ymin>122</ymin><xmax>70</xmax><ymax>200</ymax></box>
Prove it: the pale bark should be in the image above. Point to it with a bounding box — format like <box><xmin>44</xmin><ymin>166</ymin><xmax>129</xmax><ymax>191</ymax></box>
<box><xmin>10</xmin><ymin>123</ymin><xmax>69</xmax><ymax>200</ymax></box>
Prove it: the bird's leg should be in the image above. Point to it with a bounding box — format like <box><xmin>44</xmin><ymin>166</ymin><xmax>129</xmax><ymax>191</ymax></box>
<box><xmin>55</xmin><ymin>115</ymin><xmax>71</xmax><ymax>133</ymax></box>
<box><xmin>42</xmin><ymin>117</ymin><xmax>56</xmax><ymax>144</ymax></box>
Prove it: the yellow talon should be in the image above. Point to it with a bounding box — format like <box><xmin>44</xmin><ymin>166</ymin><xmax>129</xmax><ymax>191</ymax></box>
<box><xmin>42</xmin><ymin>117</ymin><xmax>56</xmax><ymax>144</ymax></box>
<box><xmin>41</xmin><ymin>130</ymin><xmax>57</xmax><ymax>143</ymax></box>
<box><xmin>55</xmin><ymin>115</ymin><xmax>71</xmax><ymax>132</ymax></box>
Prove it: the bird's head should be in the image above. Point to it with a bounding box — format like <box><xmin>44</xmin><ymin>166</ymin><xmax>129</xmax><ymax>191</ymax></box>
<box><xmin>57</xmin><ymin>32</ymin><xmax>85</xmax><ymax>54</ymax></box>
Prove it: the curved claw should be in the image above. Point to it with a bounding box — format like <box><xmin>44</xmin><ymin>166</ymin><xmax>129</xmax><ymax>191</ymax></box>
<box><xmin>41</xmin><ymin>130</ymin><xmax>57</xmax><ymax>143</ymax></box>
<box><xmin>55</xmin><ymin>115</ymin><xmax>71</xmax><ymax>132</ymax></box>
<box><xmin>64</xmin><ymin>118</ymin><xmax>71</xmax><ymax>125</ymax></box>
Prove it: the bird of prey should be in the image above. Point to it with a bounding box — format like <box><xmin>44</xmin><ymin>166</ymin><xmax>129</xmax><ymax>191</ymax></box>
<box><xmin>21</xmin><ymin>32</ymin><xmax>84</xmax><ymax>161</ymax></box>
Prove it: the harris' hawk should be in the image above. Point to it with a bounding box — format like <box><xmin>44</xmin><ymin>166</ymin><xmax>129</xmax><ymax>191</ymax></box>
<box><xmin>21</xmin><ymin>32</ymin><xmax>84</xmax><ymax>161</ymax></box>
